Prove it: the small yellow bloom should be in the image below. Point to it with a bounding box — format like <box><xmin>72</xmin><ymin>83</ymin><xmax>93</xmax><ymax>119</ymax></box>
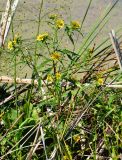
<box><xmin>8</xmin><ymin>34</ymin><xmax>21</xmax><ymax>50</ymax></box>
<box><xmin>50</xmin><ymin>52</ymin><xmax>61</xmax><ymax>61</ymax></box>
<box><xmin>71</xmin><ymin>21</ymin><xmax>80</xmax><ymax>29</ymax></box>
<box><xmin>8</xmin><ymin>41</ymin><xmax>13</xmax><ymax>50</ymax></box>
<box><xmin>36</xmin><ymin>32</ymin><xmax>48</xmax><ymax>41</ymax></box>
<box><xmin>56</xmin><ymin>72</ymin><xmax>61</xmax><ymax>80</ymax></box>
<box><xmin>47</xmin><ymin>74</ymin><xmax>53</xmax><ymax>82</ymax></box>
<box><xmin>13</xmin><ymin>40</ymin><xmax>17</xmax><ymax>45</ymax></box>
<box><xmin>56</xmin><ymin>19</ymin><xmax>64</xmax><ymax>29</ymax></box>
<box><xmin>37</xmin><ymin>35</ymin><xmax>44</xmax><ymax>41</ymax></box>
<box><xmin>63</xmin><ymin>155</ymin><xmax>69</xmax><ymax>160</ymax></box>
<box><xmin>97</xmin><ymin>78</ymin><xmax>104</xmax><ymax>85</ymax></box>
<box><xmin>73</xmin><ymin>135</ymin><xmax>81</xmax><ymax>143</ymax></box>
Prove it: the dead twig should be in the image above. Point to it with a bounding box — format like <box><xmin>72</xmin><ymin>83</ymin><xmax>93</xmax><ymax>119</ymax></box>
<box><xmin>0</xmin><ymin>84</ymin><xmax>30</xmax><ymax>106</ymax></box>
<box><xmin>109</xmin><ymin>30</ymin><xmax>122</xmax><ymax>71</ymax></box>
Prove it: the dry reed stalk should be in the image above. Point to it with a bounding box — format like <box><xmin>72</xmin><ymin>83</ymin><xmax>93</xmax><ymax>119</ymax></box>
<box><xmin>0</xmin><ymin>84</ymin><xmax>30</xmax><ymax>106</ymax></box>
<box><xmin>106</xmin><ymin>84</ymin><xmax>122</xmax><ymax>88</ymax></box>
<box><xmin>3</xmin><ymin>0</ymin><xmax>19</xmax><ymax>43</ymax></box>
<box><xmin>0</xmin><ymin>76</ymin><xmax>39</xmax><ymax>86</ymax></box>
<box><xmin>109</xmin><ymin>30</ymin><xmax>122</xmax><ymax>71</ymax></box>
<box><xmin>0</xmin><ymin>0</ymin><xmax>19</xmax><ymax>47</ymax></box>
<box><xmin>0</xmin><ymin>76</ymin><xmax>47</xmax><ymax>104</ymax></box>
<box><xmin>0</xmin><ymin>0</ymin><xmax>10</xmax><ymax>46</ymax></box>
<box><xmin>26</xmin><ymin>124</ymin><xmax>41</xmax><ymax>160</ymax></box>
<box><xmin>1</xmin><ymin>76</ymin><xmax>122</xmax><ymax>89</ymax></box>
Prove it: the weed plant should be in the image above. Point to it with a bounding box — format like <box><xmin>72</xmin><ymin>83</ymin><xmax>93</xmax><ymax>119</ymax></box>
<box><xmin>0</xmin><ymin>0</ymin><xmax>122</xmax><ymax>159</ymax></box>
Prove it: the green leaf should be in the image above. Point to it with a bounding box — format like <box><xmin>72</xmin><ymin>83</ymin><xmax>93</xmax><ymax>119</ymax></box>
<box><xmin>32</xmin><ymin>108</ymin><xmax>39</xmax><ymax>121</ymax></box>
<box><xmin>59</xmin><ymin>49</ymin><xmax>78</xmax><ymax>60</ymax></box>
<box><xmin>75</xmin><ymin>81</ymin><xmax>83</xmax><ymax>89</ymax></box>
<box><xmin>19</xmin><ymin>118</ymin><xmax>35</xmax><ymax>128</ymax></box>
<box><xmin>37</xmin><ymin>58</ymin><xmax>51</xmax><ymax>70</ymax></box>
<box><xmin>108</xmin><ymin>94</ymin><xmax>116</xmax><ymax>106</ymax></box>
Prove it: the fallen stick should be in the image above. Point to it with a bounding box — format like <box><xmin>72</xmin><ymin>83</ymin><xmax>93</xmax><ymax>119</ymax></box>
<box><xmin>112</xmin><ymin>81</ymin><xmax>122</xmax><ymax>84</ymax></box>
<box><xmin>0</xmin><ymin>76</ymin><xmax>39</xmax><ymax>86</ymax></box>
<box><xmin>0</xmin><ymin>84</ymin><xmax>30</xmax><ymax>106</ymax></box>
<box><xmin>106</xmin><ymin>84</ymin><xmax>122</xmax><ymax>88</ymax></box>
<box><xmin>109</xmin><ymin>30</ymin><xmax>122</xmax><ymax>71</ymax></box>
<box><xmin>1</xmin><ymin>76</ymin><xmax>122</xmax><ymax>89</ymax></box>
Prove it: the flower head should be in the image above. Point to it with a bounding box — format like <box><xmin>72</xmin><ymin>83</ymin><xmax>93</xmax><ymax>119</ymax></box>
<box><xmin>73</xmin><ymin>135</ymin><xmax>81</xmax><ymax>143</ymax></box>
<box><xmin>47</xmin><ymin>74</ymin><xmax>53</xmax><ymax>82</ymax></box>
<box><xmin>13</xmin><ymin>39</ymin><xmax>17</xmax><ymax>45</ymax></box>
<box><xmin>8</xmin><ymin>41</ymin><xmax>14</xmax><ymax>50</ymax></box>
<box><xmin>56</xmin><ymin>19</ymin><xmax>64</xmax><ymax>29</ymax></box>
<box><xmin>50</xmin><ymin>52</ymin><xmax>61</xmax><ymax>61</ymax></box>
<box><xmin>63</xmin><ymin>156</ymin><xmax>69</xmax><ymax>160</ymax></box>
<box><xmin>56</xmin><ymin>72</ymin><xmax>61</xmax><ymax>80</ymax></box>
<box><xmin>97</xmin><ymin>78</ymin><xmax>104</xmax><ymax>85</ymax></box>
<box><xmin>37</xmin><ymin>32</ymin><xmax>48</xmax><ymax>41</ymax></box>
<box><xmin>8</xmin><ymin>34</ymin><xmax>21</xmax><ymax>50</ymax></box>
<box><xmin>71</xmin><ymin>20</ymin><xmax>80</xmax><ymax>29</ymax></box>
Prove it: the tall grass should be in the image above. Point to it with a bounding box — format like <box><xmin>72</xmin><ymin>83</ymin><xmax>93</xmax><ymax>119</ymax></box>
<box><xmin>0</xmin><ymin>0</ymin><xmax>122</xmax><ymax>159</ymax></box>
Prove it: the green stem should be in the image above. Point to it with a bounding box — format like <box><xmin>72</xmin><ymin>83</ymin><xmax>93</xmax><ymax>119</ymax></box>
<box><xmin>28</xmin><ymin>0</ymin><xmax>44</xmax><ymax>107</ymax></box>
<box><xmin>11</xmin><ymin>15</ymin><xmax>18</xmax><ymax>117</ymax></box>
<box><xmin>34</xmin><ymin>0</ymin><xmax>44</xmax><ymax>69</ymax></box>
<box><xmin>14</xmin><ymin>53</ymin><xmax>18</xmax><ymax>116</ymax></box>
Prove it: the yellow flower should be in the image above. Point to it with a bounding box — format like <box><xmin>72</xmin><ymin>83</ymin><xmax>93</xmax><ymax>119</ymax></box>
<box><xmin>97</xmin><ymin>78</ymin><xmax>104</xmax><ymax>85</ymax></box>
<box><xmin>56</xmin><ymin>72</ymin><xmax>61</xmax><ymax>80</ymax></box>
<box><xmin>63</xmin><ymin>155</ymin><xmax>69</xmax><ymax>160</ymax></box>
<box><xmin>56</xmin><ymin>19</ymin><xmax>64</xmax><ymax>29</ymax></box>
<box><xmin>47</xmin><ymin>74</ymin><xmax>53</xmax><ymax>82</ymax></box>
<box><xmin>36</xmin><ymin>32</ymin><xmax>48</xmax><ymax>41</ymax></box>
<box><xmin>8</xmin><ymin>41</ymin><xmax>13</xmax><ymax>50</ymax></box>
<box><xmin>8</xmin><ymin>34</ymin><xmax>21</xmax><ymax>50</ymax></box>
<box><xmin>13</xmin><ymin>39</ymin><xmax>17</xmax><ymax>45</ymax></box>
<box><xmin>73</xmin><ymin>135</ymin><xmax>81</xmax><ymax>143</ymax></box>
<box><xmin>50</xmin><ymin>52</ymin><xmax>61</xmax><ymax>61</ymax></box>
<box><xmin>71</xmin><ymin>21</ymin><xmax>80</xmax><ymax>29</ymax></box>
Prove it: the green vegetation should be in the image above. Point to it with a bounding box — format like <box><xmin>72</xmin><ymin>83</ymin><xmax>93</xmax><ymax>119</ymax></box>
<box><xmin>0</xmin><ymin>0</ymin><xmax>122</xmax><ymax>159</ymax></box>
